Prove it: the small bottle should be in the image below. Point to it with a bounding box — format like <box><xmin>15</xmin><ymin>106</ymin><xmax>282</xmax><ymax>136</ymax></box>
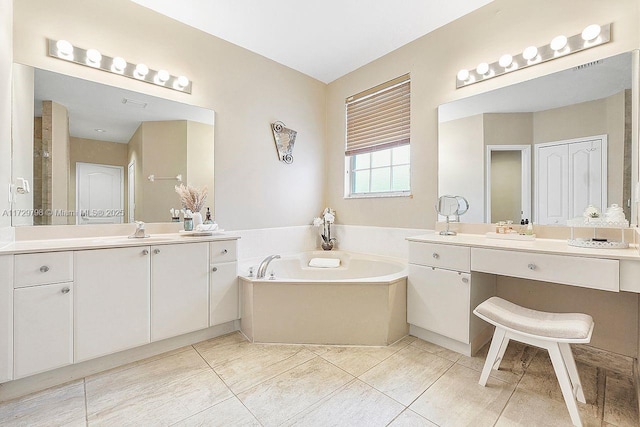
<box><xmin>525</xmin><ymin>221</ymin><xmax>534</xmax><ymax>236</ymax></box>
<box><xmin>204</xmin><ymin>207</ymin><xmax>213</xmax><ymax>224</ymax></box>
<box><xmin>184</xmin><ymin>217</ymin><xmax>193</xmax><ymax>231</ymax></box>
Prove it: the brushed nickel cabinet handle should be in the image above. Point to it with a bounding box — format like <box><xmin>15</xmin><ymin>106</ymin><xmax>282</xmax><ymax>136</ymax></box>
<box><xmin>212</xmin><ymin>267</ymin><xmax>218</xmax><ymax>272</ymax></box>
<box><xmin>222</xmin><ymin>249</ymin><xmax>228</xmax><ymax>254</ymax></box>
<box><xmin>40</xmin><ymin>265</ymin><xmax>50</xmax><ymax>273</ymax></box>
<box><xmin>61</xmin><ymin>287</ymin><xmax>70</xmax><ymax>294</ymax></box>
<box><xmin>153</xmin><ymin>249</ymin><xmax>160</xmax><ymax>254</ymax></box>
<box><xmin>142</xmin><ymin>249</ymin><xmax>149</xmax><ymax>255</ymax></box>
<box><xmin>432</xmin><ymin>253</ymin><xmax>439</xmax><ymax>259</ymax></box>
<box><xmin>528</xmin><ymin>263</ymin><xmax>536</xmax><ymax>270</ymax></box>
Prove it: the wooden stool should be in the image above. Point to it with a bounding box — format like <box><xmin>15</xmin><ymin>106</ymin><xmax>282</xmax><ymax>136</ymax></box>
<box><xmin>473</xmin><ymin>297</ymin><xmax>594</xmax><ymax>427</ymax></box>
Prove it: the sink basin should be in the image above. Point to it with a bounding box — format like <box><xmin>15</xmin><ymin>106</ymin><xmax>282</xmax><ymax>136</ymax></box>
<box><xmin>90</xmin><ymin>235</ymin><xmax>176</xmax><ymax>244</ymax></box>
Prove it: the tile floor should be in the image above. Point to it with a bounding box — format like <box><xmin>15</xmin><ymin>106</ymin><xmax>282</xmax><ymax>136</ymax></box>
<box><xmin>0</xmin><ymin>332</ymin><xmax>637</xmax><ymax>426</ymax></box>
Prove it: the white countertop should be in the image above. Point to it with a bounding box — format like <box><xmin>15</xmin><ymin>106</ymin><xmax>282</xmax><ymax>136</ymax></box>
<box><xmin>0</xmin><ymin>233</ymin><xmax>239</xmax><ymax>255</ymax></box>
<box><xmin>407</xmin><ymin>232</ymin><xmax>640</xmax><ymax>261</ymax></box>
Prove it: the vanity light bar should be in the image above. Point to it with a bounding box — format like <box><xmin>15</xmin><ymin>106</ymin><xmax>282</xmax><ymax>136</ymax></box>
<box><xmin>47</xmin><ymin>39</ymin><xmax>192</xmax><ymax>94</ymax></box>
<box><xmin>456</xmin><ymin>23</ymin><xmax>611</xmax><ymax>89</ymax></box>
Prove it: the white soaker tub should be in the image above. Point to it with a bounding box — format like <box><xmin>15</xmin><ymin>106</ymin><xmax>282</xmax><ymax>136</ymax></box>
<box><xmin>239</xmin><ymin>251</ymin><xmax>409</xmax><ymax>346</ymax></box>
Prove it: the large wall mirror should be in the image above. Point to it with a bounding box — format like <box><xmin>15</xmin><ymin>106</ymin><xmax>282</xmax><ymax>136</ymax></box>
<box><xmin>11</xmin><ymin>65</ymin><xmax>215</xmax><ymax>227</ymax></box>
<box><xmin>438</xmin><ymin>50</ymin><xmax>638</xmax><ymax>226</ymax></box>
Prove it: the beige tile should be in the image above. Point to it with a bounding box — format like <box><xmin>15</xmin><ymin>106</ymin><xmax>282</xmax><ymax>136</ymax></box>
<box><xmin>389</xmin><ymin>409</ymin><xmax>438</xmax><ymax>426</ymax></box>
<box><xmin>214</xmin><ymin>346</ymin><xmax>316</xmax><ymax>393</ymax></box>
<box><xmin>172</xmin><ymin>397</ymin><xmax>260</xmax><ymax>426</ymax></box>
<box><xmin>496</xmin><ymin>350</ymin><xmax>602</xmax><ymax>427</ymax></box>
<box><xmin>456</xmin><ymin>340</ymin><xmax>538</xmax><ymax>384</ymax></box>
<box><xmin>410</xmin><ymin>338</ymin><xmax>462</xmax><ymax>363</ymax></box>
<box><xmin>194</xmin><ymin>333</ymin><xmax>258</xmax><ymax>368</ymax></box>
<box><xmin>86</xmin><ymin>348</ymin><xmax>232</xmax><ymax>426</ymax></box>
<box><xmin>603</xmin><ymin>375</ymin><xmax>639</xmax><ymax>427</ymax></box>
<box><xmin>314</xmin><ymin>345</ymin><xmax>401</xmax><ymax>376</ymax></box>
<box><xmin>495</xmin><ymin>386</ymin><xmax>601</xmax><ymax>427</ymax></box>
<box><xmin>0</xmin><ymin>380</ymin><xmax>86</xmax><ymax>427</ymax></box>
<box><xmin>410</xmin><ymin>363</ymin><xmax>515</xmax><ymax>426</ymax></box>
<box><xmin>359</xmin><ymin>345</ymin><xmax>454</xmax><ymax>406</ymax></box>
<box><xmin>282</xmin><ymin>379</ymin><xmax>404</xmax><ymax>426</ymax></box>
<box><xmin>573</xmin><ymin>344</ymin><xmax>634</xmax><ymax>377</ymax></box>
<box><xmin>238</xmin><ymin>357</ymin><xmax>353</xmax><ymax>426</ymax></box>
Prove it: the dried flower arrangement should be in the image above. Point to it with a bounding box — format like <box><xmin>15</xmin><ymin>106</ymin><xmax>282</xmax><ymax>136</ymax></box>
<box><xmin>175</xmin><ymin>184</ymin><xmax>208</xmax><ymax>213</ymax></box>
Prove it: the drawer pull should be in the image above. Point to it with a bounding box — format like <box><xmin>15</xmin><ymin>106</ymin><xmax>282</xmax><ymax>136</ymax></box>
<box><xmin>212</xmin><ymin>267</ymin><xmax>218</xmax><ymax>272</ymax></box>
<box><xmin>222</xmin><ymin>249</ymin><xmax>228</xmax><ymax>254</ymax></box>
<box><xmin>153</xmin><ymin>249</ymin><xmax>161</xmax><ymax>254</ymax></box>
<box><xmin>528</xmin><ymin>263</ymin><xmax>536</xmax><ymax>270</ymax></box>
<box><xmin>40</xmin><ymin>265</ymin><xmax>50</xmax><ymax>273</ymax></box>
<box><xmin>61</xmin><ymin>287</ymin><xmax>70</xmax><ymax>294</ymax></box>
<box><xmin>461</xmin><ymin>277</ymin><xmax>469</xmax><ymax>284</ymax></box>
<box><xmin>142</xmin><ymin>249</ymin><xmax>149</xmax><ymax>255</ymax></box>
<box><xmin>432</xmin><ymin>253</ymin><xmax>440</xmax><ymax>259</ymax></box>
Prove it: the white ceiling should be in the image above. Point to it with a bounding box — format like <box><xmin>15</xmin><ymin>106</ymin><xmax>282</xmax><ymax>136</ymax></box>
<box><xmin>130</xmin><ymin>0</ymin><xmax>494</xmax><ymax>83</ymax></box>
<box><xmin>34</xmin><ymin>68</ymin><xmax>214</xmax><ymax>143</ymax></box>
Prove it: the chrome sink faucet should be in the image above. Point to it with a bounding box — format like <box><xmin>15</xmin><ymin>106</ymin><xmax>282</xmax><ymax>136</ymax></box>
<box><xmin>129</xmin><ymin>221</ymin><xmax>149</xmax><ymax>239</ymax></box>
<box><xmin>256</xmin><ymin>254</ymin><xmax>281</xmax><ymax>279</ymax></box>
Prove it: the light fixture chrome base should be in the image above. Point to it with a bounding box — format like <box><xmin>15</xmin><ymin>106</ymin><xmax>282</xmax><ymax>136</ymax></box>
<box><xmin>439</xmin><ymin>230</ymin><xmax>457</xmax><ymax>236</ymax></box>
<box><xmin>47</xmin><ymin>39</ymin><xmax>192</xmax><ymax>94</ymax></box>
<box><xmin>456</xmin><ymin>23</ymin><xmax>611</xmax><ymax>88</ymax></box>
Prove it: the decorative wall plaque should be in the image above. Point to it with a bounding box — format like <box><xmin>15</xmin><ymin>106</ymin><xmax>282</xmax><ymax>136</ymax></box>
<box><xmin>271</xmin><ymin>121</ymin><xmax>297</xmax><ymax>164</ymax></box>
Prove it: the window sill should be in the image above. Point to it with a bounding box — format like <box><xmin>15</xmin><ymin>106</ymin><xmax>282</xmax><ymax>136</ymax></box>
<box><xmin>344</xmin><ymin>192</ymin><xmax>412</xmax><ymax>200</ymax></box>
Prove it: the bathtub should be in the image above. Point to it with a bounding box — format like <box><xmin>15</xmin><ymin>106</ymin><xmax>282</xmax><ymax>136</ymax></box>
<box><xmin>239</xmin><ymin>251</ymin><xmax>409</xmax><ymax>346</ymax></box>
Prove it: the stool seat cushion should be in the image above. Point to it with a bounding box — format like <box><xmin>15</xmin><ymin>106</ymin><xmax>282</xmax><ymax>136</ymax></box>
<box><xmin>475</xmin><ymin>297</ymin><xmax>593</xmax><ymax>340</ymax></box>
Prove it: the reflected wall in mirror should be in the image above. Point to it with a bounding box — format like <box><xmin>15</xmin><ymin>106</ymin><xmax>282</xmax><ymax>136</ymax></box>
<box><xmin>438</xmin><ymin>51</ymin><xmax>637</xmax><ymax>226</ymax></box>
<box><xmin>10</xmin><ymin>65</ymin><xmax>215</xmax><ymax>226</ymax></box>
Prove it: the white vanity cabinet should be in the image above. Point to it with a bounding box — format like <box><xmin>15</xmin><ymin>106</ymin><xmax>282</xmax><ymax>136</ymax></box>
<box><xmin>407</xmin><ymin>241</ymin><xmax>495</xmax><ymax>355</ymax></box>
<box><xmin>151</xmin><ymin>242</ymin><xmax>209</xmax><ymax>341</ymax></box>
<box><xmin>209</xmin><ymin>241</ymin><xmax>239</xmax><ymax>326</ymax></box>
<box><xmin>75</xmin><ymin>246</ymin><xmax>151</xmax><ymax>362</ymax></box>
<box><xmin>0</xmin><ymin>256</ymin><xmax>14</xmax><ymax>383</ymax></box>
<box><xmin>12</xmin><ymin>252</ymin><xmax>74</xmax><ymax>379</ymax></box>
<box><xmin>14</xmin><ymin>282</ymin><xmax>73</xmax><ymax>378</ymax></box>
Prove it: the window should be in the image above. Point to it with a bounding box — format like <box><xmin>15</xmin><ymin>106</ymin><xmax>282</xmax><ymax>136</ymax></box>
<box><xmin>345</xmin><ymin>74</ymin><xmax>410</xmax><ymax>197</ymax></box>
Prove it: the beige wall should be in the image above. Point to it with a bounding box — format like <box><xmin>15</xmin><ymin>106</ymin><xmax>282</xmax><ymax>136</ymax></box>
<box><xmin>0</xmin><ymin>0</ymin><xmax>12</xmax><ymax>235</ymax></box>
<box><xmin>490</xmin><ymin>150</ymin><xmax>522</xmax><ymax>223</ymax></box>
<box><xmin>438</xmin><ymin>114</ymin><xmax>484</xmax><ymax>222</ymax></box>
<box><xmin>13</xmin><ymin>0</ymin><xmax>325</xmax><ymax>231</ymax></box>
<box><xmin>127</xmin><ymin>126</ymin><xmax>143</xmax><ymax>222</ymax></box>
<box><xmin>10</xmin><ymin>63</ymin><xmax>33</xmax><ymax>226</ymax></box>
<box><xmin>49</xmin><ymin>101</ymin><xmax>69</xmax><ymax>225</ymax></box>
<box><xmin>187</xmin><ymin>121</ymin><xmax>215</xmax><ymax>217</ymax></box>
<box><xmin>326</xmin><ymin>0</ymin><xmax>640</xmax><ymax>228</ymax></box>
<box><xmin>69</xmin><ymin>137</ymin><xmax>128</xmax><ymax>222</ymax></box>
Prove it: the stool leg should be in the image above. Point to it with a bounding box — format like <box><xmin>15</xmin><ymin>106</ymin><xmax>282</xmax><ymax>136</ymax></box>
<box><xmin>548</xmin><ymin>344</ymin><xmax>583</xmax><ymax>427</ymax></box>
<box><xmin>479</xmin><ymin>327</ymin><xmax>506</xmax><ymax>386</ymax></box>
<box><xmin>493</xmin><ymin>337</ymin><xmax>510</xmax><ymax>371</ymax></box>
<box><xmin>559</xmin><ymin>343</ymin><xmax>586</xmax><ymax>404</ymax></box>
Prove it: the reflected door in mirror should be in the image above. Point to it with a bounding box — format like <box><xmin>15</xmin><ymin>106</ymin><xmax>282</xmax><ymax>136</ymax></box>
<box><xmin>76</xmin><ymin>163</ymin><xmax>124</xmax><ymax>225</ymax></box>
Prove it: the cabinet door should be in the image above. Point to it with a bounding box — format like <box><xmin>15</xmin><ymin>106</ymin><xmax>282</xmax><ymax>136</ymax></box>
<box><xmin>14</xmin><ymin>283</ymin><xmax>73</xmax><ymax>378</ymax></box>
<box><xmin>407</xmin><ymin>264</ymin><xmax>470</xmax><ymax>343</ymax></box>
<box><xmin>0</xmin><ymin>255</ymin><xmax>12</xmax><ymax>383</ymax></box>
<box><xmin>151</xmin><ymin>243</ymin><xmax>209</xmax><ymax>341</ymax></box>
<box><xmin>75</xmin><ymin>247</ymin><xmax>150</xmax><ymax>362</ymax></box>
<box><xmin>210</xmin><ymin>261</ymin><xmax>238</xmax><ymax>326</ymax></box>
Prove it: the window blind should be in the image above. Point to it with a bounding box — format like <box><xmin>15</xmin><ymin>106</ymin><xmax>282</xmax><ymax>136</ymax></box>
<box><xmin>345</xmin><ymin>74</ymin><xmax>410</xmax><ymax>157</ymax></box>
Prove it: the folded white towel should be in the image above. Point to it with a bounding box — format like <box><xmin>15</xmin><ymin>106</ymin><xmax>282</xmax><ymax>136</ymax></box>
<box><xmin>309</xmin><ymin>258</ymin><xmax>341</xmax><ymax>268</ymax></box>
<box><xmin>196</xmin><ymin>223</ymin><xmax>218</xmax><ymax>232</ymax></box>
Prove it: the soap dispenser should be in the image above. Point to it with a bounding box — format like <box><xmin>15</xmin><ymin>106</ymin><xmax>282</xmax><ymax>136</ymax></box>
<box><xmin>204</xmin><ymin>207</ymin><xmax>213</xmax><ymax>225</ymax></box>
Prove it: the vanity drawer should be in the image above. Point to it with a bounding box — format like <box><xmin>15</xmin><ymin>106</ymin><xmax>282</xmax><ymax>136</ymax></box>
<box><xmin>210</xmin><ymin>240</ymin><xmax>237</xmax><ymax>263</ymax></box>
<box><xmin>15</xmin><ymin>251</ymin><xmax>74</xmax><ymax>288</ymax></box>
<box><xmin>471</xmin><ymin>248</ymin><xmax>619</xmax><ymax>292</ymax></box>
<box><xmin>409</xmin><ymin>242</ymin><xmax>470</xmax><ymax>272</ymax></box>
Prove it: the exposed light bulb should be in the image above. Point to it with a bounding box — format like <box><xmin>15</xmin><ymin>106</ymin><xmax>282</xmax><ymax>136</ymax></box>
<box><xmin>176</xmin><ymin>75</ymin><xmax>189</xmax><ymax>88</ymax></box>
<box><xmin>86</xmin><ymin>49</ymin><xmax>102</xmax><ymax>66</ymax></box>
<box><xmin>456</xmin><ymin>69</ymin><xmax>470</xmax><ymax>81</ymax></box>
<box><xmin>112</xmin><ymin>56</ymin><xmax>127</xmax><ymax>73</ymax></box>
<box><xmin>550</xmin><ymin>35</ymin><xmax>568</xmax><ymax>51</ymax></box>
<box><xmin>498</xmin><ymin>54</ymin><xmax>513</xmax><ymax>68</ymax></box>
<box><xmin>135</xmin><ymin>63</ymin><xmax>149</xmax><ymax>78</ymax></box>
<box><xmin>476</xmin><ymin>62</ymin><xmax>490</xmax><ymax>75</ymax></box>
<box><xmin>582</xmin><ymin>24</ymin><xmax>601</xmax><ymax>41</ymax></box>
<box><xmin>156</xmin><ymin>69</ymin><xmax>170</xmax><ymax>83</ymax></box>
<box><xmin>522</xmin><ymin>46</ymin><xmax>538</xmax><ymax>61</ymax></box>
<box><xmin>56</xmin><ymin>40</ymin><xmax>74</xmax><ymax>58</ymax></box>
